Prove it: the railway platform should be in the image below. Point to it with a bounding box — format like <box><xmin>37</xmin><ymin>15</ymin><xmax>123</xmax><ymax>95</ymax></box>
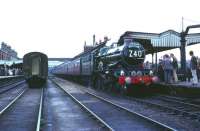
<box><xmin>0</xmin><ymin>75</ymin><xmax>24</xmax><ymax>88</ymax></box>
<box><xmin>159</xmin><ymin>81</ymin><xmax>200</xmax><ymax>88</ymax></box>
<box><xmin>154</xmin><ymin>81</ymin><xmax>200</xmax><ymax>96</ymax></box>
<box><xmin>0</xmin><ymin>75</ymin><xmax>23</xmax><ymax>79</ymax></box>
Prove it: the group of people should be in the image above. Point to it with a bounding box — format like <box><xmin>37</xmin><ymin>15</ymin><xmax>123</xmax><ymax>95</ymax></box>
<box><xmin>158</xmin><ymin>53</ymin><xmax>178</xmax><ymax>84</ymax></box>
<box><xmin>158</xmin><ymin>51</ymin><xmax>200</xmax><ymax>85</ymax></box>
<box><xmin>0</xmin><ymin>66</ymin><xmax>22</xmax><ymax>76</ymax></box>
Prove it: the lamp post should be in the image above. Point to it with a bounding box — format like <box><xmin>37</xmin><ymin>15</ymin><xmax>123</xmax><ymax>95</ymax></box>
<box><xmin>180</xmin><ymin>24</ymin><xmax>200</xmax><ymax>79</ymax></box>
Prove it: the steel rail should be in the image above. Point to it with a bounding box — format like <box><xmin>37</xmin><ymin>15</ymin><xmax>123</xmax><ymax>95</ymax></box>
<box><xmin>84</xmin><ymin>90</ymin><xmax>177</xmax><ymax>131</ymax></box>
<box><xmin>0</xmin><ymin>88</ymin><xmax>27</xmax><ymax>115</ymax></box>
<box><xmin>51</xmin><ymin>79</ymin><xmax>114</xmax><ymax>131</ymax></box>
<box><xmin>155</xmin><ymin>95</ymin><xmax>200</xmax><ymax>109</ymax></box>
<box><xmin>125</xmin><ymin>95</ymin><xmax>200</xmax><ymax>120</ymax></box>
<box><xmin>156</xmin><ymin>95</ymin><xmax>188</xmax><ymax>101</ymax></box>
<box><xmin>52</xmin><ymin>78</ymin><xmax>176</xmax><ymax>131</ymax></box>
<box><xmin>0</xmin><ymin>79</ymin><xmax>25</xmax><ymax>88</ymax></box>
<box><xmin>36</xmin><ymin>88</ymin><xmax>44</xmax><ymax>131</ymax></box>
<box><xmin>0</xmin><ymin>80</ymin><xmax>25</xmax><ymax>94</ymax></box>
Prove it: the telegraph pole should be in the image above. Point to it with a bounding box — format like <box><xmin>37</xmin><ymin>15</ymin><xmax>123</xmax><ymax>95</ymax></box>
<box><xmin>182</xmin><ymin>17</ymin><xmax>184</xmax><ymax>32</ymax></box>
<box><xmin>93</xmin><ymin>34</ymin><xmax>96</xmax><ymax>46</ymax></box>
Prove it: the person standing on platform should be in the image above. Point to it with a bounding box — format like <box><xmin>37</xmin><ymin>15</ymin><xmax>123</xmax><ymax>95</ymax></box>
<box><xmin>163</xmin><ymin>54</ymin><xmax>173</xmax><ymax>84</ymax></box>
<box><xmin>189</xmin><ymin>51</ymin><xmax>198</xmax><ymax>85</ymax></box>
<box><xmin>170</xmin><ymin>53</ymin><xmax>178</xmax><ymax>83</ymax></box>
<box><xmin>197</xmin><ymin>58</ymin><xmax>200</xmax><ymax>82</ymax></box>
<box><xmin>186</xmin><ymin>63</ymin><xmax>192</xmax><ymax>82</ymax></box>
<box><xmin>158</xmin><ymin>59</ymin><xmax>164</xmax><ymax>82</ymax></box>
<box><xmin>145</xmin><ymin>61</ymin><xmax>151</xmax><ymax>70</ymax></box>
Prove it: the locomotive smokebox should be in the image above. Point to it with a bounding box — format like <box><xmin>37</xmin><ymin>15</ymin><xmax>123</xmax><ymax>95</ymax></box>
<box><xmin>122</xmin><ymin>40</ymin><xmax>145</xmax><ymax>66</ymax></box>
<box><xmin>97</xmin><ymin>39</ymin><xmax>145</xmax><ymax>70</ymax></box>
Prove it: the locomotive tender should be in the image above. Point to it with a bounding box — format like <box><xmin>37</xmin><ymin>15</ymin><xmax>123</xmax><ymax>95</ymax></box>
<box><xmin>52</xmin><ymin>32</ymin><xmax>157</xmax><ymax>93</ymax></box>
<box><xmin>23</xmin><ymin>52</ymin><xmax>48</xmax><ymax>87</ymax></box>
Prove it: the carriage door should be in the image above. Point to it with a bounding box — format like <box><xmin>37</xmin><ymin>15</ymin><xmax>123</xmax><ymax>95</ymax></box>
<box><xmin>32</xmin><ymin>57</ymin><xmax>40</xmax><ymax>76</ymax></box>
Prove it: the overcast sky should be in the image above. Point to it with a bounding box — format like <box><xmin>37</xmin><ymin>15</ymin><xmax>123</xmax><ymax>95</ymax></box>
<box><xmin>0</xmin><ymin>0</ymin><xmax>199</xmax><ymax>59</ymax></box>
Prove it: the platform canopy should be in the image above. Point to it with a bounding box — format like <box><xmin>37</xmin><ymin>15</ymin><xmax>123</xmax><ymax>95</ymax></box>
<box><xmin>48</xmin><ymin>61</ymin><xmax>64</xmax><ymax>68</ymax></box>
<box><xmin>120</xmin><ymin>30</ymin><xmax>200</xmax><ymax>54</ymax></box>
<box><xmin>0</xmin><ymin>60</ymin><xmax>22</xmax><ymax>66</ymax></box>
<box><xmin>0</xmin><ymin>59</ymin><xmax>68</xmax><ymax>69</ymax></box>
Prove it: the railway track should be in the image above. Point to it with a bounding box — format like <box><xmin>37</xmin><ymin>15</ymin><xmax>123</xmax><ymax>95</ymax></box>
<box><xmin>107</xmin><ymin>92</ymin><xmax>200</xmax><ymax>124</ymax></box>
<box><xmin>156</xmin><ymin>94</ymin><xmax>200</xmax><ymax>105</ymax></box>
<box><xmin>52</xmin><ymin>78</ymin><xmax>176</xmax><ymax>131</ymax></box>
<box><xmin>87</xmin><ymin>87</ymin><xmax>200</xmax><ymax>130</ymax></box>
<box><xmin>0</xmin><ymin>83</ymin><xmax>27</xmax><ymax>113</ymax></box>
<box><xmin>0</xmin><ymin>76</ymin><xmax>24</xmax><ymax>88</ymax></box>
<box><xmin>43</xmin><ymin>80</ymin><xmax>108</xmax><ymax>131</ymax></box>
<box><xmin>0</xmin><ymin>87</ymin><xmax>44</xmax><ymax>131</ymax></box>
<box><xmin>0</xmin><ymin>80</ymin><xmax>25</xmax><ymax>94</ymax></box>
<box><xmin>142</xmin><ymin>95</ymin><xmax>200</xmax><ymax>120</ymax></box>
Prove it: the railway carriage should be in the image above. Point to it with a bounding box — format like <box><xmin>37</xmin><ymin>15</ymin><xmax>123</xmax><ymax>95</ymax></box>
<box><xmin>23</xmin><ymin>52</ymin><xmax>48</xmax><ymax>87</ymax></box>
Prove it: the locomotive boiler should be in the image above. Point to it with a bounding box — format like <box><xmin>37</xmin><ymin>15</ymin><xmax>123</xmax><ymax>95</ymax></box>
<box><xmin>96</xmin><ymin>39</ymin><xmax>145</xmax><ymax>71</ymax></box>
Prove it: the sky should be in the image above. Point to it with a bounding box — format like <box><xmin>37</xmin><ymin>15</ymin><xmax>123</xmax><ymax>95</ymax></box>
<box><xmin>0</xmin><ymin>0</ymin><xmax>200</xmax><ymax>59</ymax></box>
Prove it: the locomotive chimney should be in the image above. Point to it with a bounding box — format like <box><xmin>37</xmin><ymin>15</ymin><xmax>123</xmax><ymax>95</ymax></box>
<box><xmin>93</xmin><ymin>34</ymin><xmax>95</xmax><ymax>46</ymax></box>
<box><xmin>84</xmin><ymin>41</ymin><xmax>86</xmax><ymax>47</ymax></box>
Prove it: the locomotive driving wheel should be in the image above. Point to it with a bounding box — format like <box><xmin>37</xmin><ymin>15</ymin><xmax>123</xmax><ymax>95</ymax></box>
<box><xmin>97</xmin><ymin>75</ymin><xmax>103</xmax><ymax>90</ymax></box>
<box><xmin>120</xmin><ymin>85</ymin><xmax>128</xmax><ymax>95</ymax></box>
<box><xmin>93</xmin><ymin>73</ymin><xmax>104</xmax><ymax>90</ymax></box>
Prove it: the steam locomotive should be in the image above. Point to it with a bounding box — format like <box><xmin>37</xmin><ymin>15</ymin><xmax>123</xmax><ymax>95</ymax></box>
<box><xmin>52</xmin><ymin>32</ymin><xmax>157</xmax><ymax>94</ymax></box>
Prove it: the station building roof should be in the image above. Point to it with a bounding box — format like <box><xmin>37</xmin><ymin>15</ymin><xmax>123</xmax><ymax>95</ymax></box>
<box><xmin>120</xmin><ymin>30</ymin><xmax>200</xmax><ymax>54</ymax></box>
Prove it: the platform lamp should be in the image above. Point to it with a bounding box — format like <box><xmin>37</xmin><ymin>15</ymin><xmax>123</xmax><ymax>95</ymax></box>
<box><xmin>180</xmin><ymin>24</ymin><xmax>200</xmax><ymax>80</ymax></box>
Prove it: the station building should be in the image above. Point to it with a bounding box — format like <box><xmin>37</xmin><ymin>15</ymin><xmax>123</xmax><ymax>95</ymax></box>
<box><xmin>0</xmin><ymin>42</ymin><xmax>18</xmax><ymax>60</ymax></box>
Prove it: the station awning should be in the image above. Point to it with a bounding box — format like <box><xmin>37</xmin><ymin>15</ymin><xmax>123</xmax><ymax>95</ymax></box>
<box><xmin>0</xmin><ymin>60</ymin><xmax>22</xmax><ymax>66</ymax></box>
<box><xmin>119</xmin><ymin>30</ymin><xmax>200</xmax><ymax>54</ymax></box>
